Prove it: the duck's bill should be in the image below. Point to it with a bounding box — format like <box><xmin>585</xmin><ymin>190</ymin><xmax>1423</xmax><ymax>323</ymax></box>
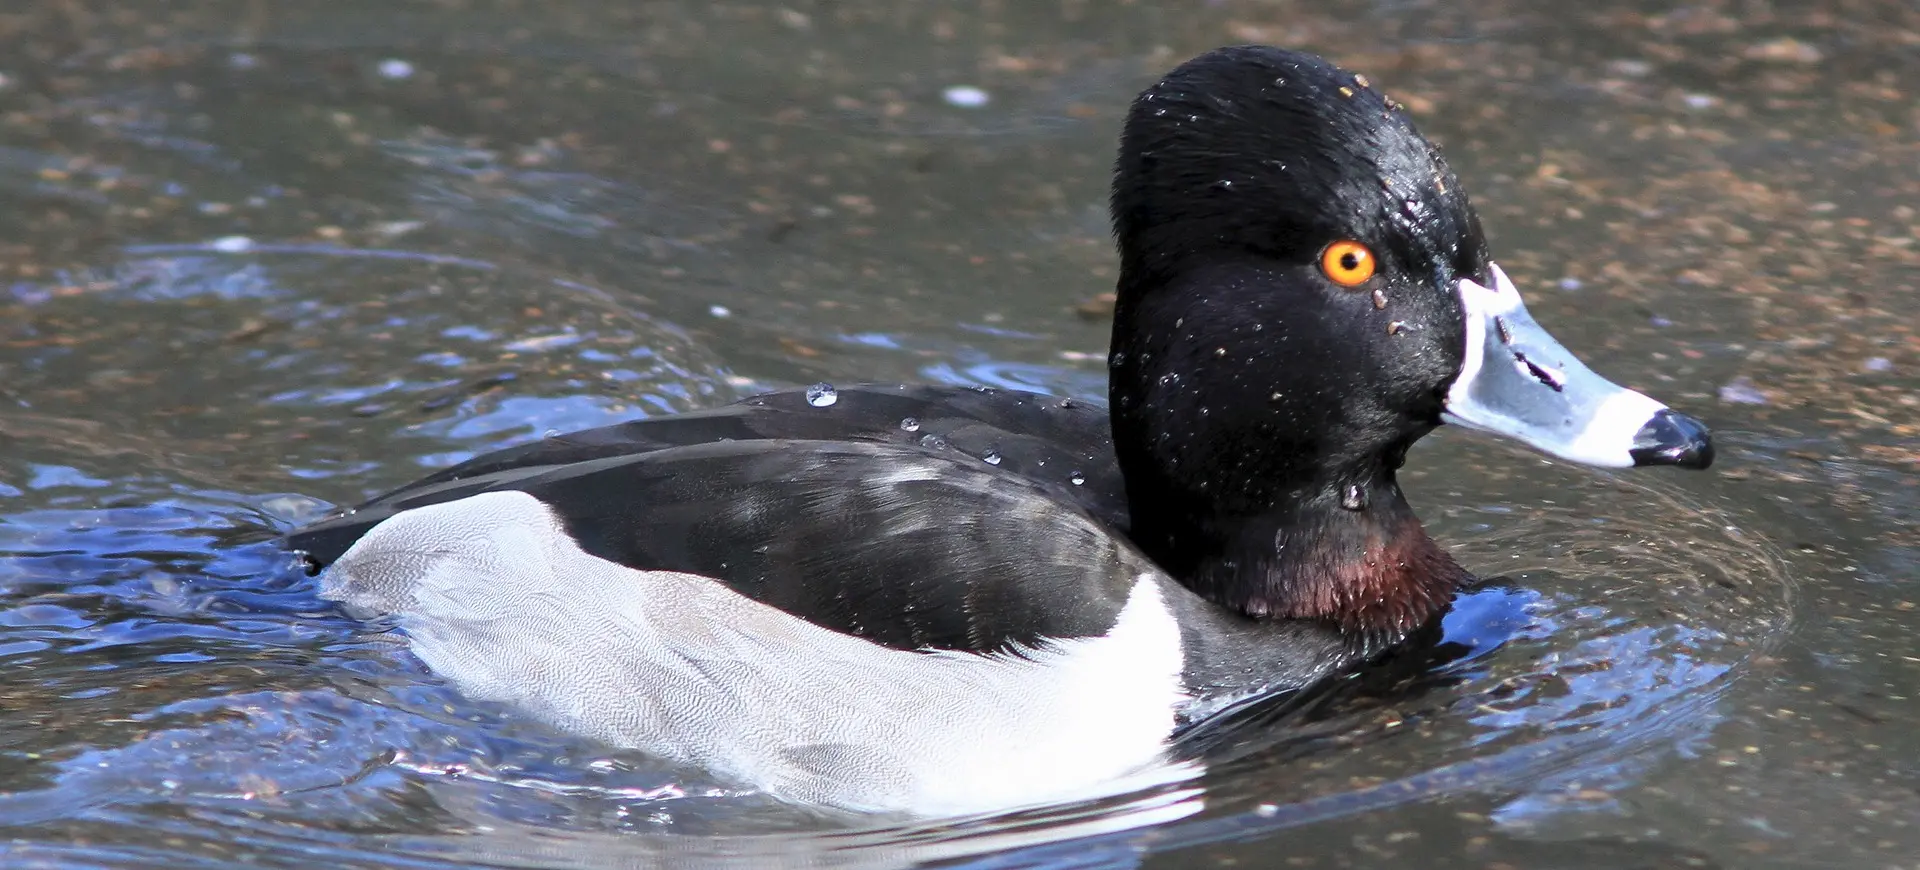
<box><xmin>1442</xmin><ymin>264</ymin><xmax>1713</xmax><ymax>470</ymax></box>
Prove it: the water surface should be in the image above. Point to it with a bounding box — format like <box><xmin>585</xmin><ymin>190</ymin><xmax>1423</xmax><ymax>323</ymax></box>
<box><xmin>1</xmin><ymin>2</ymin><xmax>1914</xmax><ymax>867</ymax></box>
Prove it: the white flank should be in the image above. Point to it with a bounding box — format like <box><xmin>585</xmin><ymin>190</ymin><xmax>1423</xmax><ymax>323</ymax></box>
<box><xmin>323</xmin><ymin>490</ymin><xmax>1196</xmax><ymax>817</ymax></box>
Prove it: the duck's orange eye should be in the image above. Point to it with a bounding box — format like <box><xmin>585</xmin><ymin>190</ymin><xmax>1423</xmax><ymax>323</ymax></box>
<box><xmin>1320</xmin><ymin>240</ymin><xmax>1376</xmax><ymax>287</ymax></box>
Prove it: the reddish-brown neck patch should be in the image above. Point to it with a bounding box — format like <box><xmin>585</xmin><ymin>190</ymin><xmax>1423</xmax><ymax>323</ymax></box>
<box><xmin>1262</xmin><ymin>520</ymin><xmax>1466</xmax><ymax>636</ymax></box>
<box><xmin>1190</xmin><ymin>490</ymin><xmax>1470</xmax><ymax>638</ymax></box>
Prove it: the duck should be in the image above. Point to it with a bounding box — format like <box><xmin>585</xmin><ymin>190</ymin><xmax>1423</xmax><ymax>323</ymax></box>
<box><xmin>287</xmin><ymin>45</ymin><xmax>1713</xmax><ymax>817</ymax></box>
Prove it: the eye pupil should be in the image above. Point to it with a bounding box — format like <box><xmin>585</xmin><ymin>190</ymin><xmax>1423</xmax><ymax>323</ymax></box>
<box><xmin>1340</xmin><ymin>253</ymin><xmax>1361</xmax><ymax>271</ymax></box>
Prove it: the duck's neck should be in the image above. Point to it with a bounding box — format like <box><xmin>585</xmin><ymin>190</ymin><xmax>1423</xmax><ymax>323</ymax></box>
<box><xmin>1137</xmin><ymin>475</ymin><xmax>1466</xmax><ymax>637</ymax></box>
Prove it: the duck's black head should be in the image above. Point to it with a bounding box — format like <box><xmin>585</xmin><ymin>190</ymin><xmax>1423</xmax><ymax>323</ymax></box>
<box><xmin>1105</xmin><ymin>46</ymin><xmax>1711</xmax><ymax>637</ymax></box>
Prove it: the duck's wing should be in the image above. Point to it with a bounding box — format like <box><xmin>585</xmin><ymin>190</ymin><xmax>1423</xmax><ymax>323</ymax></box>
<box><xmin>288</xmin><ymin>384</ymin><xmax>1125</xmax><ymax>566</ymax></box>
<box><xmin>311</xmin><ymin>438</ymin><xmax>1151</xmax><ymax>654</ymax></box>
<box><xmin>316</xmin><ymin>439</ymin><xmax>1193</xmax><ymax>813</ymax></box>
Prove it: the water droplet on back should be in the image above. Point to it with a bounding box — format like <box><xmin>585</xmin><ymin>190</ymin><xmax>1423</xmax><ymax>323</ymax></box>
<box><xmin>1069</xmin><ymin>471</ymin><xmax>1086</xmax><ymax>486</ymax></box>
<box><xmin>542</xmin><ymin>429</ymin><xmax>561</xmax><ymax>439</ymax></box>
<box><xmin>919</xmin><ymin>433</ymin><xmax>949</xmax><ymax>450</ymax></box>
<box><xmin>805</xmin><ymin>382</ymin><xmax>838</xmax><ymax>407</ymax></box>
<box><xmin>899</xmin><ymin>416</ymin><xmax>920</xmax><ymax>432</ymax></box>
<box><xmin>982</xmin><ymin>450</ymin><xmax>1002</xmax><ymax>466</ymax></box>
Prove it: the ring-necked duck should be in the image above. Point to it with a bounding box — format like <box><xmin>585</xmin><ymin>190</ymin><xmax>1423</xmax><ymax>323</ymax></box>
<box><xmin>289</xmin><ymin>45</ymin><xmax>1712</xmax><ymax>817</ymax></box>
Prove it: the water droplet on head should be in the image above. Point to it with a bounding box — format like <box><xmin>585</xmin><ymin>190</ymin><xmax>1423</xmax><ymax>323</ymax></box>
<box><xmin>899</xmin><ymin>416</ymin><xmax>920</xmax><ymax>432</ymax></box>
<box><xmin>1058</xmin><ymin>397</ymin><xmax>1077</xmax><ymax>409</ymax></box>
<box><xmin>982</xmin><ymin>450</ymin><xmax>1002</xmax><ymax>466</ymax></box>
<box><xmin>805</xmin><ymin>382</ymin><xmax>838</xmax><ymax>407</ymax></box>
<box><xmin>919</xmin><ymin>433</ymin><xmax>949</xmax><ymax>450</ymax></box>
<box><xmin>1158</xmin><ymin>372</ymin><xmax>1180</xmax><ymax>387</ymax></box>
<box><xmin>1069</xmin><ymin>472</ymin><xmax>1086</xmax><ymax>486</ymax></box>
<box><xmin>542</xmin><ymin>429</ymin><xmax>562</xmax><ymax>439</ymax></box>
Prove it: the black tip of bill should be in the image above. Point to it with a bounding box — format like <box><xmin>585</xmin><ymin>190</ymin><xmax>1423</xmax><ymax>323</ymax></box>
<box><xmin>1629</xmin><ymin>409</ymin><xmax>1715</xmax><ymax>470</ymax></box>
